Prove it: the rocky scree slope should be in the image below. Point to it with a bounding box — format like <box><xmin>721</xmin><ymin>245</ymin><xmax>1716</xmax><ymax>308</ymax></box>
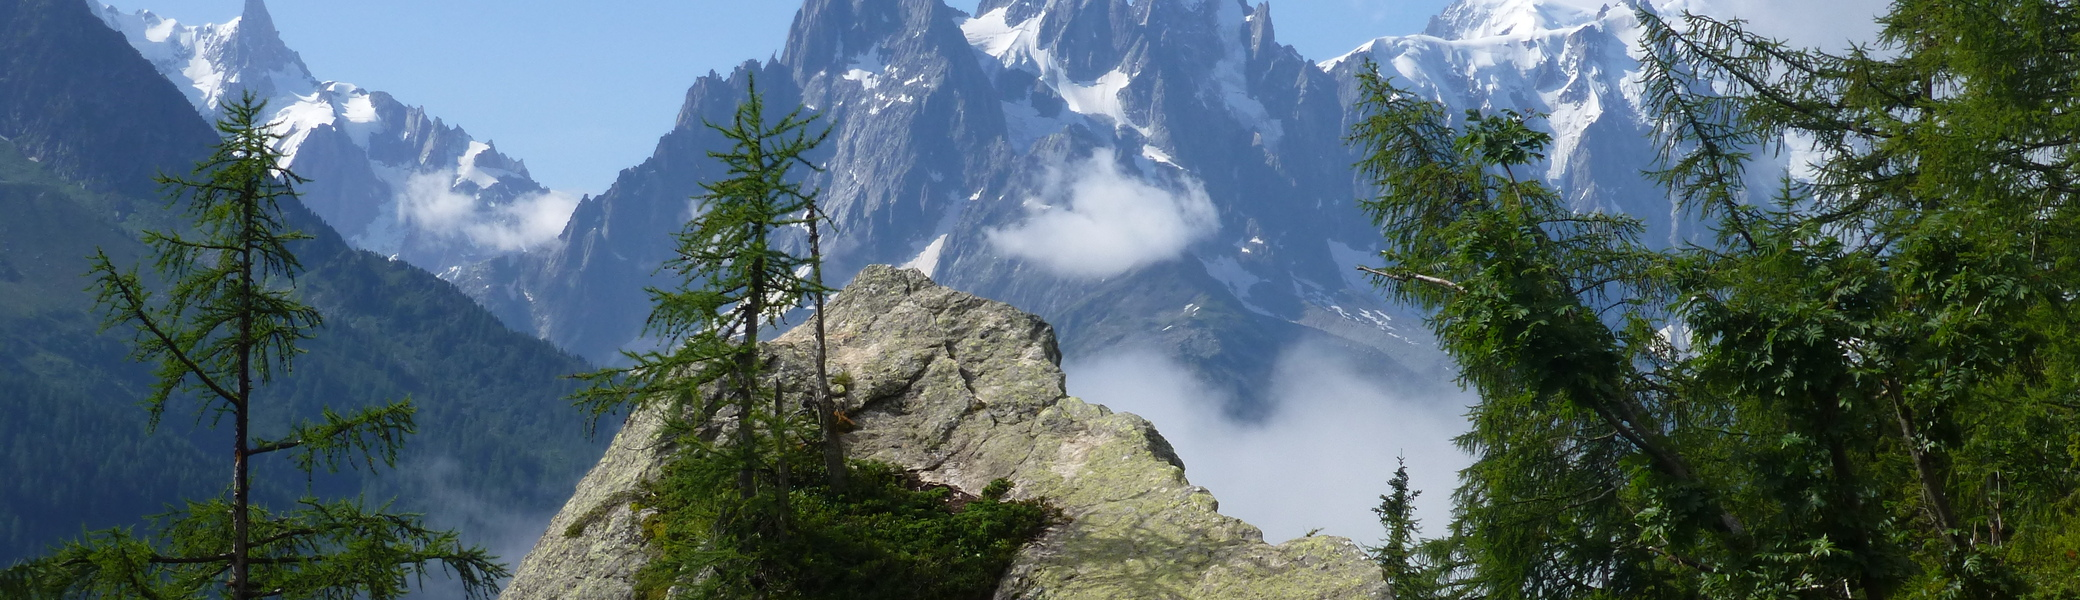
<box><xmin>502</xmin><ymin>265</ymin><xmax>1387</xmax><ymax>600</ymax></box>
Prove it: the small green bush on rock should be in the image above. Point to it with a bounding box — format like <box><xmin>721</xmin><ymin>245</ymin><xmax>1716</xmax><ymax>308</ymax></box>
<box><xmin>633</xmin><ymin>440</ymin><xmax>1056</xmax><ymax>600</ymax></box>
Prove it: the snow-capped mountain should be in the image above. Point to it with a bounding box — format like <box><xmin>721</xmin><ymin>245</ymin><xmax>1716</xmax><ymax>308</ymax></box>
<box><xmin>90</xmin><ymin>0</ymin><xmax>576</xmax><ymax>278</ymax></box>
<box><xmin>1329</xmin><ymin>0</ymin><xmax>1718</xmax><ymax>246</ymax></box>
<box><xmin>464</xmin><ymin>0</ymin><xmax>1471</xmax><ymax>408</ymax></box>
<box><xmin>91</xmin><ymin>0</ymin><xmax>1730</xmax><ymax>412</ymax></box>
<box><xmin>463</xmin><ymin>0</ymin><xmax>1728</xmax><ymax>409</ymax></box>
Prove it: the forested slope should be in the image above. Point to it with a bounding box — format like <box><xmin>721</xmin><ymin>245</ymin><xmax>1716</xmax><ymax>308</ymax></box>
<box><xmin>0</xmin><ymin>0</ymin><xmax>604</xmax><ymax>567</ymax></box>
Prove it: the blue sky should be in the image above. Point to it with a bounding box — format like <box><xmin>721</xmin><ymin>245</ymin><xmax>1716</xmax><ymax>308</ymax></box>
<box><xmin>103</xmin><ymin>0</ymin><xmax>1455</xmax><ymax>194</ymax></box>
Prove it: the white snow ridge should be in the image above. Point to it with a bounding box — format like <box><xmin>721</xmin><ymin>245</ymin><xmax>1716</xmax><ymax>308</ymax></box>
<box><xmin>90</xmin><ymin>0</ymin><xmax>579</xmax><ymax>280</ymax></box>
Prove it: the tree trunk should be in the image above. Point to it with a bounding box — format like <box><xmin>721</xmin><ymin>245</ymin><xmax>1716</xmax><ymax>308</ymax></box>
<box><xmin>738</xmin><ymin>245</ymin><xmax>765</xmax><ymax>502</ymax></box>
<box><xmin>808</xmin><ymin>210</ymin><xmax>845</xmax><ymax>491</ymax></box>
<box><xmin>230</xmin><ymin>178</ymin><xmax>258</xmax><ymax>600</ymax></box>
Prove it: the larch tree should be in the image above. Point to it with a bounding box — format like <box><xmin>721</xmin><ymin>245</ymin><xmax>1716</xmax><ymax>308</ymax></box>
<box><xmin>1349</xmin><ymin>1</ymin><xmax>2080</xmax><ymax>596</ymax></box>
<box><xmin>569</xmin><ymin>75</ymin><xmax>835</xmax><ymax>596</ymax></box>
<box><xmin>0</xmin><ymin>93</ymin><xmax>505</xmax><ymax>600</ymax></box>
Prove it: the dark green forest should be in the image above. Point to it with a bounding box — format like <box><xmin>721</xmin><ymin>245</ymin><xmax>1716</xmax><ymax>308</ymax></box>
<box><xmin>0</xmin><ymin>0</ymin><xmax>606</xmax><ymax>569</ymax></box>
<box><xmin>0</xmin><ymin>130</ymin><xmax>605</xmax><ymax>567</ymax></box>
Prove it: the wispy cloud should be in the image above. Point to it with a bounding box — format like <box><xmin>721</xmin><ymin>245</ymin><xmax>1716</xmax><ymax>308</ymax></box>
<box><xmin>1064</xmin><ymin>340</ymin><xmax>1472</xmax><ymax>545</ymax></box>
<box><xmin>400</xmin><ymin>171</ymin><xmax>579</xmax><ymax>252</ymax></box>
<box><xmin>987</xmin><ymin>149</ymin><xmax>1218</xmax><ymax>279</ymax></box>
<box><xmin>396</xmin><ymin>456</ymin><xmax>563</xmax><ymax>600</ymax></box>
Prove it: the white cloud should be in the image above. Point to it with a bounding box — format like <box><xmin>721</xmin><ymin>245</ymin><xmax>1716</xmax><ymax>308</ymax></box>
<box><xmin>987</xmin><ymin>149</ymin><xmax>1218</xmax><ymax>279</ymax></box>
<box><xmin>402</xmin><ymin>171</ymin><xmax>479</xmax><ymax>232</ymax></box>
<box><xmin>1064</xmin><ymin>341</ymin><xmax>1472</xmax><ymax>546</ymax></box>
<box><xmin>472</xmin><ymin>189</ymin><xmax>582</xmax><ymax>251</ymax></box>
<box><xmin>397</xmin><ymin>456</ymin><xmax>562</xmax><ymax>600</ymax></box>
<box><xmin>399</xmin><ymin>170</ymin><xmax>580</xmax><ymax>252</ymax></box>
<box><xmin>1684</xmin><ymin>0</ymin><xmax>1889</xmax><ymax>52</ymax></box>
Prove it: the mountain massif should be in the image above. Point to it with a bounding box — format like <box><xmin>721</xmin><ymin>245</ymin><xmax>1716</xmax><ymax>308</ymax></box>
<box><xmin>6</xmin><ymin>0</ymin><xmax>1804</xmax><ymax>593</ymax></box>
<box><xmin>92</xmin><ymin>0</ymin><xmax>574</xmax><ymax>280</ymax></box>
<box><xmin>449</xmin><ymin>0</ymin><xmax>1714</xmax><ymax>414</ymax></box>
<box><xmin>0</xmin><ymin>0</ymin><xmax>604</xmax><ymax>569</ymax></box>
<box><xmin>91</xmin><ymin>0</ymin><xmax>1734</xmax><ymax>416</ymax></box>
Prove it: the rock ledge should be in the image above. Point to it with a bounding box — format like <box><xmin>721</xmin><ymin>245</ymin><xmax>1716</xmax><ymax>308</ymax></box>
<box><xmin>501</xmin><ymin>266</ymin><xmax>1387</xmax><ymax>600</ymax></box>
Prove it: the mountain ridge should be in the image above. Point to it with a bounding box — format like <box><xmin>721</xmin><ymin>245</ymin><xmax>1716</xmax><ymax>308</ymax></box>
<box><xmin>460</xmin><ymin>0</ymin><xmax>1520</xmax><ymax>410</ymax></box>
<box><xmin>90</xmin><ymin>0</ymin><xmax>578</xmax><ymax>285</ymax></box>
<box><xmin>1</xmin><ymin>0</ymin><xmax>607</xmax><ymax>574</ymax></box>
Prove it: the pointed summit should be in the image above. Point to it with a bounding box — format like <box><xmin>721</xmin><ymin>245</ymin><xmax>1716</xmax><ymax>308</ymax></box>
<box><xmin>239</xmin><ymin>0</ymin><xmax>279</xmax><ymax>41</ymax></box>
<box><xmin>202</xmin><ymin>0</ymin><xmax>313</xmax><ymax>109</ymax></box>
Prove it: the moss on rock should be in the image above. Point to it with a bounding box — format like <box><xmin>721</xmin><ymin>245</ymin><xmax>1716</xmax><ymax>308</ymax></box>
<box><xmin>501</xmin><ymin>266</ymin><xmax>1387</xmax><ymax>600</ymax></box>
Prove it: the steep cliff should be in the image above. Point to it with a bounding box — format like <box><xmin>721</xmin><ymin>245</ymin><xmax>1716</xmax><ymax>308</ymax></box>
<box><xmin>467</xmin><ymin>0</ymin><xmax>1436</xmax><ymax>413</ymax></box>
<box><xmin>503</xmin><ymin>265</ymin><xmax>1387</xmax><ymax>599</ymax></box>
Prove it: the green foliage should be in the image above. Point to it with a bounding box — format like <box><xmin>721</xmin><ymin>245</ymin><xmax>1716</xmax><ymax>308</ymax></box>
<box><xmin>0</xmin><ymin>63</ymin><xmax>595</xmax><ymax>570</ymax></box>
<box><xmin>632</xmin><ymin>439</ymin><xmax>1056</xmax><ymax>600</ymax></box>
<box><xmin>1371</xmin><ymin>460</ymin><xmax>1468</xmax><ymax>600</ymax></box>
<box><xmin>1</xmin><ymin>94</ymin><xmax>506</xmax><ymax>599</ymax></box>
<box><xmin>569</xmin><ymin>75</ymin><xmax>837</xmax><ymax>596</ymax></box>
<box><xmin>571</xmin><ymin>75</ymin><xmax>831</xmax><ymax>431</ymax></box>
<box><xmin>1348</xmin><ymin>0</ymin><xmax>2080</xmax><ymax>596</ymax></box>
<box><xmin>7</xmin><ymin>499</ymin><xmax>501</xmax><ymax>600</ymax></box>
<box><xmin>570</xmin><ymin>78</ymin><xmax>1055</xmax><ymax>599</ymax></box>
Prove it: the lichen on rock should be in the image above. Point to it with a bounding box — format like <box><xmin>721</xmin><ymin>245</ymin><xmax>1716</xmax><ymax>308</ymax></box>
<box><xmin>501</xmin><ymin>265</ymin><xmax>1388</xmax><ymax>600</ymax></box>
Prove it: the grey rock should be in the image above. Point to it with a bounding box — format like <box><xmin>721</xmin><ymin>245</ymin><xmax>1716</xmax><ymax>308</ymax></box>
<box><xmin>481</xmin><ymin>0</ymin><xmax>1443</xmax><ymax>414</ymax></box>
<box><xmin>502</xmin><ymin>265</ymin><xmax>1387</xmax><ymax>600</ymax></box>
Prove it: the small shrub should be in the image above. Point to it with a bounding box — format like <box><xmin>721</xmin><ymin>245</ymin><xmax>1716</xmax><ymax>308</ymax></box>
<box><xmin>633</xmin><ymin>441</ymin><xmax>1056</xmax><ymax>600</ymax></box>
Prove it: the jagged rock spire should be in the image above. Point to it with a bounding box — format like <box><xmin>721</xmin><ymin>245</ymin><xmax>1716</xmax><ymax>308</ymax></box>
<box><xmin>240</xmin><ymin>0</ymin><xmax>277</xmax><ymax>40</ymax></box>
<box><xmin>205</xmin><ymin>0</ymin><xmax>313</xmax><ymax>109</ymax></box>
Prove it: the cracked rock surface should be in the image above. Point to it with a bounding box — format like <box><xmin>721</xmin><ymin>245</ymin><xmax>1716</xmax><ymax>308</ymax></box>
<box><xmin>501</xmin><ymin>265</ymin><xmax>1388</xmax><ymax>600</ymax></box>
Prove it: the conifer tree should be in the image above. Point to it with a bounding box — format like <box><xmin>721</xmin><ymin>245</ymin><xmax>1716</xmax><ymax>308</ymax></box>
<box><xmin>1349</xmin><ymin>0</ymin><xmax>2080</xmax><ymax>596</ymax></box>
<box><xmin>0</xmin><ymin>93</ymin><xmax>504</xmax><ymax>600</ymax></box>
<box><xmin>1372</xmin><ymin>460</ymin><xmax>1460</xmax><ymax>600</ymax></box>
<box><xmin>570</xmin><ymin>75</ymin><xmax>833</xmax><ymax>593</ymax></box>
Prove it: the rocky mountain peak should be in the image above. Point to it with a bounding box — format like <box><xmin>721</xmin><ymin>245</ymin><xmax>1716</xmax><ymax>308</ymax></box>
<box><xmin>237</xmin><ymin>0</ymin><xmax>277</xmax><ymax>41</ymax></box>
<box><xmin>501</xmin><ymin>265</ymin><xmax>1388</xmax><ymax>600</ymax></box>
<box><xmin>202</xmin><ymin>0</ymin><xmax>313</xmax><ymax>108</ymax></box>
<box><xmin>98</xmin><ymin>0</ymin><xmax>569</xmax><ymax>290</ymax></box>
<box><xmin>967</xmin><ymin>0</ymin><xmax>1253</xmax><ymax>83</ymax></box>
<box><xmin>784</xmin><ymin>0</ymin><xmax>969</xmax><ymax>78</ymax></box>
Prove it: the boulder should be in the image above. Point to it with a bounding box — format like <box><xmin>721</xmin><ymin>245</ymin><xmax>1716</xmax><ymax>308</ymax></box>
<box><xmin>501</xmin><ymin>265</ymin><xmax>1388</xmax><ymax>600</ymax></box>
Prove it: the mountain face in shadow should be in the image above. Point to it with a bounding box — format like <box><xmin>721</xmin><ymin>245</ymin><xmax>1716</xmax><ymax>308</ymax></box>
<box><xmin>0</xmin><ymin>0</ymin><xmax>606</xmax><ymax>571</ymax></box>
<box><xmin>92</xmin><ymin>0</ymin><xmax>571</xmax><ymax>286</ymax></box>
<box><xmin>461</xmin><ymin>0</ymin><xmax>1472</xmax><ymax>414</ymax></box>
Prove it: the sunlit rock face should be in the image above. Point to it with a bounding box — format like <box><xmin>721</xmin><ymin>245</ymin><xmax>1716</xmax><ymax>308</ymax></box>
<box><xmin>475</xmin><ymin>0</ymin><xmax>1456</xmax><ymax>413</ymax></box>
<box><xmin>501</xmin><ymin>265</ymin><xmax>1389</xmax><ymax>600</ymax></box>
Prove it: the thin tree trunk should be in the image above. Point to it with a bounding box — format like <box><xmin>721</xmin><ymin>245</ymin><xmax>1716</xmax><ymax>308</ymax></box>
<box><xmin>738</xmin><ymin>247</ymin><xmax>765</xmax><ymax>502</ymax></box>
<box><xmin>808</xmin><ymin>208</ymin><xmax>845</xmax><ymax>491</ymax></box>
<box><xmin>231</xmin><ymin>177</ymin><xmax>257</xmax><ymax>600</ymax></box>
<box><xmin>1887</xmin><ymin>385</ymin><xmax>1962</xmax><ymax>549</ymax></box>
<box><xmin>771</xmin><ymin>378</ymin><xmax>792</xmax><ymax>535</ymax></box>
<box><xmin>1595</xmin><ymin>390</ymin><xmax>1749</xmax><ymax>542</ymax></box>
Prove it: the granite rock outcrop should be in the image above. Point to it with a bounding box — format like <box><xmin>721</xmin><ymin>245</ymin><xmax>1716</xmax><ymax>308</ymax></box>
<box><xmin>502</xmin><ymin>265</ymin><xmax>1387</xmax><ymax>600</ymax></box>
